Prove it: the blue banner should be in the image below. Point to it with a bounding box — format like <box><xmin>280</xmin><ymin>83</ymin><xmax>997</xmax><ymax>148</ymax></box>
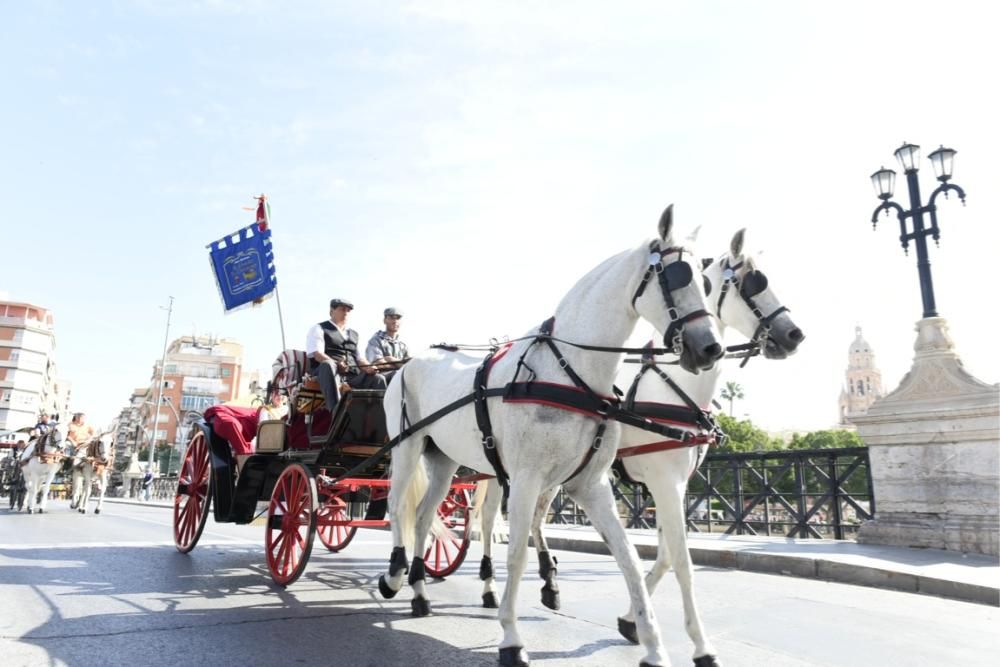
<box><xmin>208</xmin><ymin>223</ymin><xmax>277</xmax><ymax>311</ymax></box>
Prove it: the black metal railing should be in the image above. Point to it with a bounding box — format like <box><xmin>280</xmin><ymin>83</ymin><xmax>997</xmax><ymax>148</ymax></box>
<box><xmin>547</xmin><ymin>447</ymin><xmax>874</xmax><ymax>540</ymax></box>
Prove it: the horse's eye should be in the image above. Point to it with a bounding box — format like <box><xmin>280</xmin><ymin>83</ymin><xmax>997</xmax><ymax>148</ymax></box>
<box><xmin>703</xmin><ymin>275</ymin><xmax>713</xmax><ymax>296</ymax></box>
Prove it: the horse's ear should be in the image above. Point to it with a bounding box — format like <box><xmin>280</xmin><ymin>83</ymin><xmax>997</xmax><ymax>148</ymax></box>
<box><xmin>658</xmin><ymin>204</ymin><xmax>674</xmax><ymax>242</ymax></box>
<box><xmin>730</xmin><ymin>228</ymin><xmax>746</xmax><ymax>259</ymax></box>
<box><xmin>686</xmin><ymin>224</ymin><xmax>702</xmax><ymax>243</ymax></box>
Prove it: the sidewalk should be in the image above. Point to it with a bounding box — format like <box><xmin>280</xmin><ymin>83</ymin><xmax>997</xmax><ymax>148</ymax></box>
<box><xmin>106</xmin><ymin>498</ymin><xmax>999</xmax><ymax>606</ymax></box>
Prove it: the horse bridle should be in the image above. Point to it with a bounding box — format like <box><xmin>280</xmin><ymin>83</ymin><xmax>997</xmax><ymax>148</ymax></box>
<box><xmin>631</xmin><ymin>242</ymin><xmax>711</xmax><ymax>355</ymax></box>
<box><xmin>713</xmin><ymin>259</ymin><xmax>789</xmax><ymax>366</ymax></box>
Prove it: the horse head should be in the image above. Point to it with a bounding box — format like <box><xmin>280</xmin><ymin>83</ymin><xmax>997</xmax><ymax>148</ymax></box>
<box><xmin>704</xmin><ymin>228</ymin><xmax>805</xmax><ymax>359</ymax></box>
<box><xmin>633</xmin><ymin>205</ymin><xmax>724</xmax><ymax>374</ymax></box>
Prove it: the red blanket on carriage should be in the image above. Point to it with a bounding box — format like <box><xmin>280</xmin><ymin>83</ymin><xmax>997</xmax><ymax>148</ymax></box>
<box><xmin>204</xmin><ymin>405</ymin><xmax>260</xmax><ymax>456</ymax></box>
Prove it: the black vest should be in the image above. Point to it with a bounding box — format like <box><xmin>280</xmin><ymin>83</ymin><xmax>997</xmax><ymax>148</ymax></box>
<box><xmin>319</xmin><ymin>321</ymin><xmax>360</xmax><ymax>372</ymax></box>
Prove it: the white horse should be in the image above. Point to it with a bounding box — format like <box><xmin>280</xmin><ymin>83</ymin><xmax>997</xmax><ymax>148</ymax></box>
<box><xmin>71</xmin><ymin>433</ymin><xmax>115</xmax><ymax>514</ymax></box>
<box><xmin>19</xmin><ymin>424</ymin><xmax>68</xmax><ymax>514</ymax></box>
<box><xmin>476</xmin><ymin>228</ymin><xmax>804</xmax><ymax>667</ymax></box>
<box><xmin>378</xmin><ymin>206</ymin><xmax>725</xmax><ymax>667</ymax></box>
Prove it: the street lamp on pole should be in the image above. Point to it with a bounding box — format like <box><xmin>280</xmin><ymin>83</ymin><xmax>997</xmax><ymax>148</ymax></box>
<box><xmin>870</xmin><ymin>143</ymin><xmax>967</xmax><ymax>318</ymax></box>
<box><xmin>147</xmin><ymin>296</ymin><xmax>174</xmax><ymax>471</ymax></box>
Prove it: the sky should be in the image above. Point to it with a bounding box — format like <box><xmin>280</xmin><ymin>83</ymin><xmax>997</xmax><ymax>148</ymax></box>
<box><xmin>2</xmin><ymin>1</ymin><xmax>998</xmax><ymax>434</ymax></box>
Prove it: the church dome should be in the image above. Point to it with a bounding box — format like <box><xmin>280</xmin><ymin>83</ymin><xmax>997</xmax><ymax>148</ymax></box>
<box><xmin>849</xmin><ymin>326</ymin><xmax>872</xmax><ymax>355</ymax></box>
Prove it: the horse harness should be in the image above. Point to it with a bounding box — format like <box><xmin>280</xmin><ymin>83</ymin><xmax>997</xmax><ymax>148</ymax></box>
<box><xmin>714</xmin><ymin>259</ymin><xmax>789</xmax><ymax>368</ymax></box>
<box><xmin>316</xmin><ymin>246</ymin><xmax>721</xmax><ymax>491</ymax></box>
<box><xmin>23</xmin><ymin>431</ymin><xmax>65</xmax><ymax>466</ymax></box>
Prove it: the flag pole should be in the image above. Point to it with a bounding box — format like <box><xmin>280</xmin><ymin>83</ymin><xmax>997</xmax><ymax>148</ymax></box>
<box><xmin>258</xmin><ymin>195</ymin><xmax>287</xmax><ymax>350</ymax></box>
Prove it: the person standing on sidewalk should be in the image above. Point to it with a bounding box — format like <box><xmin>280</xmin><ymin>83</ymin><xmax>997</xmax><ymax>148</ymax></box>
<box><xmin>141</xmin><ymin>466</ymin><xmax>153</xmax><ymax>502</ymax></box>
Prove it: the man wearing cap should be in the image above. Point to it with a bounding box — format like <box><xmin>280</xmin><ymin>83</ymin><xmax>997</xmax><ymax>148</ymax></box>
<box><xmin>366</xmin><ymin>307</ymin><xmax>410</xmax><ymax>380</ymax></box>
<box><xmin>306</xmin><ymin>298</ymin><xmax>387</xmax><ymax>413</ymax></box>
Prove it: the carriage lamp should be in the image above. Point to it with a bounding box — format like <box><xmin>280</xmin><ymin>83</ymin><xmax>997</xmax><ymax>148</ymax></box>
<box><xmin>893</xmin><ymin>142</ymin><xmax>921</xmax><ymax>173</ymax></box>
<box><xmin>928</xmin><ymin>145</ymin><xmax>957</xmax><ymax>182</ymax></box>
<box><xmin>870</xmin><ymin>142</ymin><xmax>966</xmax><ymax>319</ymax></box>
<box><xmin>870</xmin><ymin>166</ymin><xmax>896</xmax><ymax>200</ymax></box>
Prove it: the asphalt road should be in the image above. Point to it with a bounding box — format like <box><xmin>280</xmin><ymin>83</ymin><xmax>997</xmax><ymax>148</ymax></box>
<box><xmin>0</xmin><ymin>500</ymin><xmax>995</xmax><ymax>667</ymax></box>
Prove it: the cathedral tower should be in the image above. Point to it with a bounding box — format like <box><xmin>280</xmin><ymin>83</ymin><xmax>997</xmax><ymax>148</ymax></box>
<box><xmin>839</xmin><ymin>326</ymin><xmax>885</xmax><ymax>426</ymax></box>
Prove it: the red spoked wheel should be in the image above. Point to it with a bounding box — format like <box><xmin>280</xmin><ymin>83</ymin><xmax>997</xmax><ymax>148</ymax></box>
<box><xmin>316</xmin><ymin>491</ymin><xmax>359</xmax><ymax>552</ymax></box>
<box><xmin>266</xmin><ymin>463</ymin><xmax>318</xmax><ymax>587</ymax></box>
<box><xmin>424</xmin><ymin>486</ymin><xmax>472</xmax><ymax>578</ymax></box>
<box><xmin>173</xmin><ymin>430</ymin><xmax>213</xmax><ymax>553</ymax></box>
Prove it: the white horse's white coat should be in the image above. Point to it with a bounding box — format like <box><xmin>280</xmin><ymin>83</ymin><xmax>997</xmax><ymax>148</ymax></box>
<box><xmin>19</xmin><ymin>424</ymin><xmax>68</xmax><ymax>514</ymax></box>
<box><xmin>478</xmin><ymin>229</ymin><xmax>804</xmax><ymax>665</ymax></box>
<box><xmin>379</xmin><ymin>209</ymin><xmax>724</xmax><ymax>667</ymax></box>
<box><xmin>71</xmin><ymin>434</ymin><xmax>115</xmax><ymax>514</ymax></box>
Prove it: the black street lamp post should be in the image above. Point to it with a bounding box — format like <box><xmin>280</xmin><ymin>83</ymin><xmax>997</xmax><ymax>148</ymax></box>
<box><xmin>870</xmin><ymin>143</ymin><xmax>966</xmax><ymax>318</ymax></box>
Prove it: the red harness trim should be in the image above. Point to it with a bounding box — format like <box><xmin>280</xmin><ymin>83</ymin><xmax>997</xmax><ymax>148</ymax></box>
<box><xmin>617</xmin><ymin>434</ymin><xmax>714</xmax><ymax>459</ymax></box>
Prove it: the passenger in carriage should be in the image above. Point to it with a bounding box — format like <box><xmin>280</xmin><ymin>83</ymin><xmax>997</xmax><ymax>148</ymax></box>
<box><xmin>365</xmin><ymin>307</ymin><xmax>409</xmax><ymax>381</ymax></box>
<box><xmin>306</xmin><ymin>298</ymin><xmax>387</xmax><ymax>413</ymax></box>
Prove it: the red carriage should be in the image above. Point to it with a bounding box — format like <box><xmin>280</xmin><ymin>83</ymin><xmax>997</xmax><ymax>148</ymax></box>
<box><xmin>172</xmin><ymin>350</ymin><xmax>474</xmax><ymax>586</ymax></box>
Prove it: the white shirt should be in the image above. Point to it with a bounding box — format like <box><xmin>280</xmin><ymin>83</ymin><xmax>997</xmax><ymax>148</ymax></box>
<box><xmin>306</xmin><ymin>319</ymin><xmax>346</xmax><ymax>356</ymax></box>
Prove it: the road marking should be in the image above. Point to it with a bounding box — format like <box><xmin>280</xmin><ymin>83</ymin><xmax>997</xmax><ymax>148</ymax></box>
<box><xmin>0</xmin><ymin>539</ymin><xmax>258</xmax><ymax>549</ymax></box>
<box><xmin>99</xmin><ymin>507</ymin><xmax>260</xmax><ymax>544</ymax></box>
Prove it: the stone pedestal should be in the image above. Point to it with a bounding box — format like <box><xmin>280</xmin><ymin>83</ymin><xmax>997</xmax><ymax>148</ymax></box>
<box><xmin>852</xmin><ymin>317</ymin><xmax>999</xmax><ymax>556</ymax></box>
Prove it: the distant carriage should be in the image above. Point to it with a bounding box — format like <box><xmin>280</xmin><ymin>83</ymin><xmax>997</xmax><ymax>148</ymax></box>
<box><xmin>172</xmin><ymin>350</ymin><xmax>474</xmax><ymax>586</ymax></box>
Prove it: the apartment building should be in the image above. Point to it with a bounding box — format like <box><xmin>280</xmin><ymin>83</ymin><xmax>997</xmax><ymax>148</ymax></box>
<box><xmin>144</xmin><ymin>336</ymin><xmax>243</xmax><ymax>447</ymax></box>
<box><xmin>0</xmin><ymin>300</ymin><xmax>70</xmax><ymax>431</ymax></box>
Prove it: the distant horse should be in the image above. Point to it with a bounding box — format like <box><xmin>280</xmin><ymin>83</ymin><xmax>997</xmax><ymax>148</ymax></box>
<box><xmin>476</xmin><ymin>228</ymin><xmax>804</xmax><ymax>667</ymax></box>
<box><xmin>20</xmin><ymin>425</ymin><xmax>68</xmax><ymax>514</ymax></box>
<box><xmin>71</xmin><ymin>433</ymin><xmax>115</xmax><ymax>514</ymax></box>
<box><xmin>378</xmin><ymin>206</ymin><xmax>724</xmax><ymax>667</ymax></box>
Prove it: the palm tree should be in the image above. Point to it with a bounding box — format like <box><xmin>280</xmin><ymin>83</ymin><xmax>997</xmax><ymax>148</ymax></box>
<box><xmin>720</xmin><ymin>381</ymin><xmax>745</xmax><ymax>417</ymax></box>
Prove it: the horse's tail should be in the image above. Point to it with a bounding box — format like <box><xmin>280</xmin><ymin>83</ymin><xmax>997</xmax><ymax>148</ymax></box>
<box><xmin>469</xmin><ymin>479</ymin><xmax>491</xmax><ymax>541</ymax></box>
<box><xmin>396</xmin><ymin>458</ymin><xmax>426</xmax><ymax>553</ymax></box>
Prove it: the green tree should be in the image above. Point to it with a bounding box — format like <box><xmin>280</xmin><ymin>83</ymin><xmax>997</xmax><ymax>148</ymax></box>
<box><xmin>136</xmin><ymin>443</ymin><xmax>178</xmax><ymax>474</ymax></box>
<box><xmin>715</xmin><ymin>413</ymin><xmax>784</xmax><ymax>452</ymax></box>
<box><xmin>719</xmin><ymin>381</ymin><xmax>745</xmax><ymax>417</ymax></box>
<box><xmin>787</xmin><ymin>429</ymin><xmax>864</xmax><ymax>450</ymax></box>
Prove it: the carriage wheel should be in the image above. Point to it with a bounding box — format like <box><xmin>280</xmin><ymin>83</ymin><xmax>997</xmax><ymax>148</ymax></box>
<box><xmin>173</xmin><ymin>431</ymin><xmax>213</xmax><ymax>553</ymax></box>
<box><xmin>424</xmin><ymin>486</ymin><xmax>472</xmax><ymax>578</ymax></box>
<box><xmin>266</xmin><ymin>463</ymin><xmax>317</xmax><ymax>586</ymax></box>
<box><xmin>316</xmin><ymin>492</ymin><xmax>358</xmax><ymax>552</ymax></box>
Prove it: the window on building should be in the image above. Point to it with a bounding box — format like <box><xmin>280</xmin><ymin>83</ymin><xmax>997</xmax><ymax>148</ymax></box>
<box><xmin>165</xmin><ymin>364</ymin><xmax>177</xmax><ymax>374</ymax></box>
<box><xmin>857</xmin><ymin>379</ymin><xmax>865</xmax><ymax>396</ymax></box>
<box><xmin>221</xmin><ymin>368</ymin><xmax>231</xmax><ymax>377</ymax></box>
<box><xmin>181</xmin><ymin>394</ymin><xmax>219</xmax><ymax>411</ymax></box>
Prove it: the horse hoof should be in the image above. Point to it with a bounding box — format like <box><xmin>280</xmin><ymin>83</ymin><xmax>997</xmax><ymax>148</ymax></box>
<box><xmin>498</xmin><ymin>646</ymin><xmax>529</xmax><ymax>666</ymax></box>
<box><xmin>618</xmin><ymin>617</ymin><xmax>639</xmax><ymax>645</ymax></box>
<box><xmin>377</xmin><ymin>575</ymin><xmax>399</xmax><ymax>599</ymax></box>
<box><xmin>26</xmin><ymin>509</ymin><xmax>32</xmax><ymax>514</ymax></box>
<box><xmin>693</xmin><ymin>656</ymin><xmax>721</xmax><ymax>667</ymax></box>
<box><xmin>94</xmin><ymin>509</ymin><xmax>100</xmax><ymax>515</ymax></box>
<box><xmin>79</xmin><ymin>509</ymin><xmax>86</xmax><ymax>514</ymax></box>
<box><xmin>411</xmin><ymin>596</ymin><xmax>430</xmax><ymax>617</ymax></box>
<box><xmin>540</xmin><ymin>586</ymin><xmax>560</xmax><ymax>611</ymax></box>
<box><xmin>482</xmin><ymin>591</ymin><xmax>499</xmax><ymax>608</ymax></box>
<box><xmin>640</xmin><ymin>663</ymin><xmax>665</xmax><ymax>667</ymax></box>
<box><xmin>36</xmin><ymin>509</ymin><xmax>43</xmax><ymax>514</ymax></box>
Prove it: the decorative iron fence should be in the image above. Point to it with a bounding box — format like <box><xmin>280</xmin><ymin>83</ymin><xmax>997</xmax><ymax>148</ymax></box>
<box><xmin>547</xmin><ymin>447</ymin><xmax>874</xmax><ymax>540</ymax></box>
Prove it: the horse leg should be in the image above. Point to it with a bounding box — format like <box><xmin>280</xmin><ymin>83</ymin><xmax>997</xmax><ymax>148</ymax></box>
<box><xmin>79</xmin><ymin>468</ymin><xmax>92</xmax><ymax>513</ymax></box>
<box><xmin>497</xmin><ymin>475</ymin><xmax>543</xmax><ymax>667</ymax></box>
<box><xmin>94</xmin><ymin>471</ymin><xmax>107</xmax><ymax>514</ymax></box>
<box><xmin>36</xmin><ymin>466</ymin><xmax>55</xmax><ymax>513</ymax></box>
<box><xmin>479</xmin><ymin>478</ymin><xmax>503</xmax><ymax>608</ymax></box>
<box><xmin>530</xmin><ymin>485</ymin><xmax>561</xmax><ymax>610</ymax></box>
<box><xmin>657</xmin><ymin>479</ymin><xmax>717</xmax><ymax>665</ymax></box>
<box><xmin>408</xmin><ymin>450</ymin><xmax>460</xmax><ymax>617</ymax></box>
<box><xmin>23</xmin><ymin>470</ymin><xmax>35</xmax><ymax>513</ymax></box>
<box><xmin>565</xmin><ymin>477</ymin><xmax>668</xmax><ymax>667</ymax></box>
<box><xmin>378</xmin><ymin>437</ymin><xmax>427</xmax><ymax>599</ymax></box>
<box><xmin>69</xmin><ymin>467</ymin><xmax>82</xmax><ymax>509</ymax></box>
